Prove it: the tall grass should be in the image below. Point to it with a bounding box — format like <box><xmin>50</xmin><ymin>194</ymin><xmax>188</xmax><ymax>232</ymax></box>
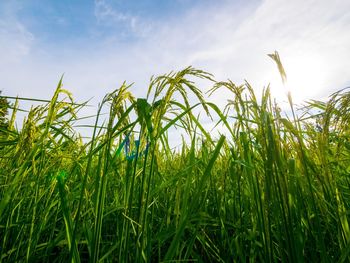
<box><xmin>0</xmin><ymin>66</ymin><xmax>350</xmax><ymax>262</ymax></box>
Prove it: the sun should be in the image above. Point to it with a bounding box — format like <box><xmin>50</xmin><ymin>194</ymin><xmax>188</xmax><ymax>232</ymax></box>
<box><xmin>269</xmin><ymin>53</ymin><xmax>326</xmax><ymax>104</ymax></box>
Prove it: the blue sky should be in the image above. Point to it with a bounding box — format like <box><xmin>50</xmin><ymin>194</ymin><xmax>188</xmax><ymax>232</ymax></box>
<box><xmin>12</xmin><ymin>0</ymin><xmax>209</xmax><ymax>44</ymax></box>
<box><xmin>3</xmin><ymin>0</ymin><xmax>241</xmax><ymax>49</ymax></box>
<box><xmin>1</xmin><ymin>0</ymin><xmax>350</xmax><ymax>111</ymax></box>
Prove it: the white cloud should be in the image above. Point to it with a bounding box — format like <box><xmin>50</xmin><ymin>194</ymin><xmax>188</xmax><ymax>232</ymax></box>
<box><xmin>0</xmin><ymin>22</ymin><xmax>33</xmax><ymax>61</ymax></box>
<box><xmin>166</xmin><ymin>0</ymin><xmax>350</xmax><ymax>103</ymax></box>
<box><xmin>94</xmin><ymin>0</ymin><xmax>132</xmax><ymax>24</ymax></box>
<box><xmin>94</xmin><ymin>0</ymin><xmax>152</xmax><ymax>37</ymax></box>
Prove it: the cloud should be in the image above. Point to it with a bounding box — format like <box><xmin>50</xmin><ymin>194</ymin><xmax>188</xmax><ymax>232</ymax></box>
<box><xmin>0</xmin><ymin>2</ymin><xmax>35</xmax><ymax>64</ymax></box>
<box><xmin>93</xmin><ymin>0</ymin><xmax>152</xmax><ymax>37</ymax></box>
<box><xmin>165</xmin><ymin>0</ymin><xmax>350</xmax><ymax>102</ymax></box>
<box><xmin>0</xmin><ymin>21</ymin><xmax>34</xmax><ymax>62</ymax></box>
<box><xmin>94</xmin><ymin>0</ymin><xmax>133</xmax><ymax>25</ymax></box>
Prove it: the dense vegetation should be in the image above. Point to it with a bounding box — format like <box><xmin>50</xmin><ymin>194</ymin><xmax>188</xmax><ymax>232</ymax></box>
<box><xmin>0</xmin><ymin>90</ymin><xmax>10</xmax><ymax>129</ymax></box>
<box><xmin>0</xmin><ymin>65</ymin><xmax>350</xmax><ymax>262</ymax></box>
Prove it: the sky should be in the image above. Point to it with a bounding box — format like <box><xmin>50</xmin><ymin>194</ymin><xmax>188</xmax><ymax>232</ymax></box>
<box><xmin>1</xmin><ymin>0</ymin><xmax>350</xmax><ymax>135</ymax></box>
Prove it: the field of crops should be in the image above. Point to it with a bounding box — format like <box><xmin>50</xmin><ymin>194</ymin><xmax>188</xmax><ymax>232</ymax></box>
<box><xmin>1</xmin><ymin>66</ymin><xmax>350</xmax><ymax>262</ymax></box>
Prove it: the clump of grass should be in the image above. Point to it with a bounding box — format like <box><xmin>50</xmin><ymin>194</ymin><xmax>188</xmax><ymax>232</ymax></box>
<box><xmin>0</xmin><ymin>65</ymin><xmax>349</xmax><ymax>262</ymax></box>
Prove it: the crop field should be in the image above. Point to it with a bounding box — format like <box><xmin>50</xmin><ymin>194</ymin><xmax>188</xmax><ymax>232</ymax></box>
<box><xmin>0</xmin><ymin>66</ymin><xmax>350</xmax><ymax>262</ymax></box>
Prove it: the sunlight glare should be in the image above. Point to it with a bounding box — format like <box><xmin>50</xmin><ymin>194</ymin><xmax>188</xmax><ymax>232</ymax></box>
<box><xmin>270</xmin><ymin>54</ymin><xmax>326</xmax><ymax>104</ymax></box>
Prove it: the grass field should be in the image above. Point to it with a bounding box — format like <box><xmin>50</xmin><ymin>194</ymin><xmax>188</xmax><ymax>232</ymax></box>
<box><xmin>1</xmin><ymin>66</ymin><xmax>350</xmax><ymax>262</ymax></box>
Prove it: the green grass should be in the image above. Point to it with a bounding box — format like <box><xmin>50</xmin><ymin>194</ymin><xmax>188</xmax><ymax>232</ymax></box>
<box><xmin>0</xmin><ymin>65</ymin><xmax>350</xmax><ymax>262</ymax></box>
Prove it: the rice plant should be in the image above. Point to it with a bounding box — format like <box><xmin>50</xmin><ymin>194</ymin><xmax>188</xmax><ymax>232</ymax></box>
<box><xmin>0</xmin><ymin>65</ymin><xmax>349</xmax><ymax>262</ymax></box>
